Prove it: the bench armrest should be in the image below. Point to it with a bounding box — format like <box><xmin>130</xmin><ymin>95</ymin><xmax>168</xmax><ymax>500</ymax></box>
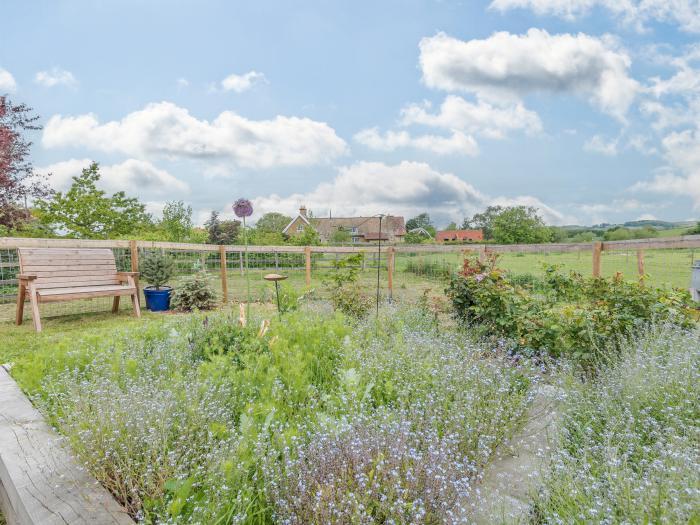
<box><xmin>18</xmin><ymin>274</ymin><xmax>37</xmax><ymax>281</ymax></box>
<box><xmin>116</xmin><ymin>271</ymin><xmax>139</xmax><ymax>282</ymax></box>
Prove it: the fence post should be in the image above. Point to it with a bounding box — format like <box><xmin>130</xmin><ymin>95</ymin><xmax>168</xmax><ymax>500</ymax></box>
<box><xmin>592</xmin><ymin>241</ymin><xmax>602</xmax><ymax>278</ymax></box>
<box><xmin>130</xmin><ymin>240</ymin><xmax>140</xmax><ymax>305</ymax></box>
<box><xmin>637</xmin><ymin>249</ymin><xmax>645</xmax><ymax>281</ymax></box>
<box><xmin>478</xmin><ymin>245</ymin><xmax>486</xmax><ymax>264</ymax></box>
<box><xmin>305</xmin><ymin>246</ymin><xmax>312</xmax><ymax>287</ymax></box>
<box><xmin>387</xmin><ymin>247</ymin><xmax>395</xmax><ymax>300</ymax></box>
<box><xmin>219</xmin><ymin>245</ymin><xmax>228</xmax><ymax>303</ymax></box>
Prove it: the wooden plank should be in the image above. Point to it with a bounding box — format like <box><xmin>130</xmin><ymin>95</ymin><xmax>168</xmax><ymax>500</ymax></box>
<box><xmin>593</xmin><ymin>242</ymin><xmax>602</xmax><ymax>277</ymax></box>
<box><xmin>35</xmin><ymin>279</ymin><xmax>122</xmax><ymax>289</ymax></box>
<box><xmin>39</xmin><ymin>285</ymin><xmax>132</xmax><ymax>296</ymax></box>
<box><xmin>219</xmin><ymin>245</ymin><xmax>228</xmax><ymax>304</ymax></box>
<box><xmin>19</xmin><ymin>248</ymin><xmax>114</xmax><ymax>256</ymax></box>
<box><xmin>22</xmin><ymin>269</ymin><xmax>118</xmax><ymax>277</ymax></box>
<box><xmin>18</xmin><ymin>258</ymin><xmax>116</xmax><ymax>266</ymax></box>
<box><xmin>39</xmin><ymin>288</ymin><xmax>135</xmax><ymax>303</ymax></box>
<box><xmin>305</xmin><ymin>246</ymin><xmax>312</xmax><ymax>287</ymax></box>
<box><xmin>0</xmin><ymin>367</ymin><xmax>134</xmax><ymax>524</ymax></box>
<box><xmin>637</xmin><ymin>249</ymin><xmax>645</xmax><ymax>279</ymax></box>
<box><xmin>22</xmin><ymin>264</ymin><xmax>117</xmax><ymax>272</ymax></box>
<box><xmin>130</xmin><ymin>240</ymin><xmax>140</xmax><ymax>307</ymax></box>
<box><xmin>1</xmin><ymin>237</ymin><xmax>130</xmax><ymax>248</ymax></box>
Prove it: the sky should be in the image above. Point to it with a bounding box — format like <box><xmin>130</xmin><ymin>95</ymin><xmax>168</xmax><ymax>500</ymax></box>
<box><xmin>2</xmin><ymin>0</ymin><xmax>700</xmax><ymax>227</ymax></box>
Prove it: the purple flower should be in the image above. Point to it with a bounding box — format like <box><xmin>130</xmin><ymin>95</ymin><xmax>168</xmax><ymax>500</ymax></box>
<box><xmin>233</xmin><ymin>198</ymin><xmax>253</xmax><ymax>218</ymax></box>
<box><xmin>474</xmin><ymin>273</ymin><xmax>486</xmax><ymax>282</ymax></box>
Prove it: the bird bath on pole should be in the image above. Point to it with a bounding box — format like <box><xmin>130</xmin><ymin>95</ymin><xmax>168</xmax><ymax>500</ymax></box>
<box><xmin>264</xmin><ymin>273</ymin><xmax>287</xmax><ymax>320</ymax></box>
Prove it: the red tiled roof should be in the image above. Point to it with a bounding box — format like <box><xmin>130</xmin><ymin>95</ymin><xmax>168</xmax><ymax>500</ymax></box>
<box><xmin>436</xmin><ymin>229</ymin><xmax>483</xmax><ymax>242</ymax></box>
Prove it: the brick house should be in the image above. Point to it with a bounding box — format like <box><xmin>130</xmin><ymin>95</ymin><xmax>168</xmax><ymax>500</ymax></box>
<box><xmin>283</xmin><ymin>206</ymin><xmax>406</xmax><ymax>243</ymax></box>
<box><xmin>436</xmin><ymin>229</ymin><xmax>484</xmax><ymax>242</ymax></box>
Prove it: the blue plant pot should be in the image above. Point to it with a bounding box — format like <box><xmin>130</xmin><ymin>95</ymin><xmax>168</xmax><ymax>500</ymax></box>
<box><xmin>143</xmin><ymin>286</ymin><xmax>172</xmax><ymax>312</ymax></box>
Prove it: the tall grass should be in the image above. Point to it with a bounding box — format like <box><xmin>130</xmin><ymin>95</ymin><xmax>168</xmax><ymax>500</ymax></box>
<box><xmin>531</xmin><ymin>324</ymin><xmax>700</xmax><ymax>523</ymax></box>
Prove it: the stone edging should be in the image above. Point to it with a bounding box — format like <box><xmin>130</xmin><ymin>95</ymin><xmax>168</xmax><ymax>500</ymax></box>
<box><xmin>0</xmin><ymin>365</ymin><xmax>133</xmax><ymax>524</ymax></box>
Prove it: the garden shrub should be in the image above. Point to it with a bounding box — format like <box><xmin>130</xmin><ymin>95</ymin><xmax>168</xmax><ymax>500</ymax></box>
<box><xmin>326</xmin><ymin>253</ymin><xmax>373</xmax><ymax>318</ymax></box>
<box><xmin>532</xmin><ymin>324</ymin><xmax>700</xmax><ymax>522</ymax></box>
<box><xmin>139</xmin><ymin>251</ymin><xmax>175</xmax><ymax>289</ymax></box>
<box><xmin>446</xmin><ymin>255</ymin><xmax>694</xmax><ymax>368</ymax></box>
<box><xmin>404</xmin><ymin>257</ymin><xmax>454</xmax><ymax>280</ymax></box>
<box><xmin>170</xmin><ymin>272</ymin><xmax>217</xmax><ymax>311</ymax></box>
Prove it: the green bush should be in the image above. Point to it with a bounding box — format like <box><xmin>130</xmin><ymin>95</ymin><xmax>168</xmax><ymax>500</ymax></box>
<box><xmin>139</xmin><ymin>251</ymin><xmax>175</xmax><ymax>289</ymax></box>
<box><xmin>447</xmin><ymin>256</ymin><xmax>695</xmax><ymax>368</ymax></box>
<box><xmin>331</xmin><ymin>284</ymin><xmax>373</xmax><ymax>318</ymax></box>
<box><xmin>170</xmin><ymin>273</ymin><xmax>217</xmax><ymax>311</ymax></box>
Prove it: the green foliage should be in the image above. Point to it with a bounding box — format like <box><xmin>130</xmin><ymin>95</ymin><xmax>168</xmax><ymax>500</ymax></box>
<box><xmin>288</xmin><ymin>224</ymin><xmax>321</xmax><ymax>246</ymax></box>
<box><xmin>330</xmin><ymin>226</ymin><xmax>351</xmax><ymax>244</ymax></box>
<box><xmin>35</xmin><ymin>162</ymin><xmax>151</xmax><ymax>238</ymax></box>
<box><xmin>325</xmin><ymin>253</ymin><xmax>372</xmax><ymax>318</ymax></box>
<box><xmin>250</xmin><ymin>230</ymin><xmax>285</xmax><ymax>245</ymax></box>
<box><xmin>603</xmin><ymin>225</ymin><xmax>659</xmax><ymax>241</ymax></box>
<box><xmin>255</xmin><ymin>212</ymin><xmax>292</xmax><ymax>234</ymax></box>
<box><xmin>406</xmin><ymin>212</ymin><xmax>436</xmax><ymax>237</ymax></box>
<box><xmin>204</xmin><ymin>211</ymin><xmax>240</xmax><ymax>244</ymax></box>
<box><xmin>447</xmin><ymin>256</ymin><xmax>695</xmax><ymax>369</ymax></box>
<box><xmin>140</xmin><ymin>251</ymin><xmax>175</xmax><ymax>289</ymax></box>
<box><xmin>403</xmin><ymin>257</ymin><xmax>453</xmax><ymax>280</ymax></box>
<box><xmin>462</xmin><ymin>205</ymin><xmax>503</xmax><ymax>239</ymax></box>
<box><xmin>159</xmin><ymin>200</ymin><xmax>193</xmax><ymax>242</ymax></box>
<box><xmin>404</xmin><ymin>230</ymin><xmax>433</xmax><ymax>243</ymax></box>
<box><xmin>491</xmin><ymin>206</ymin><xmax>553</xmax><ymax>244</ymax></box>
<box><xmin>171</xmin><ymin>273</ymin><xmax>217</xmax><ymax>311</ymax></box>
<box><xmin>688</xmin><ymin>221</ymin><xmax>700</xmax><ymax>234</ymax></box>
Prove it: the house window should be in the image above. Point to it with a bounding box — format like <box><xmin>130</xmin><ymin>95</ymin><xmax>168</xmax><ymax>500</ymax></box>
<box><xmin>297</xmin><ymin>225</ymin><xmax>304</xmax><ymax>233</ymax></box>
<box><xmin>350</xmin><ymin>227</ymin><xmax>358</xmax><ymax>234</ymax></box>
<box><xmin>352</xmin><ymin>236</ymin><xmax>360</xmax><ymax>243</ymax></box>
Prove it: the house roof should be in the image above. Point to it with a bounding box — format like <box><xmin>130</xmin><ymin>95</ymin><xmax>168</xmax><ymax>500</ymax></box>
<box><xmin>283</xmin><ymin>211</ymin><xmax>406</xmax><ymax>238</ymax></box>
<box><xmin>436</xmin><ymin>229</ymin><xmax>483</xmax><ymax>241</ymax></box>
<box><xmin>282</xmin><ymin>214</ymin><xmax>310</xmax><ymax>234</ymax></box>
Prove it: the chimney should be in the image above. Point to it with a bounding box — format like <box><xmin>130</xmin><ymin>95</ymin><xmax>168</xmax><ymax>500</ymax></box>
<box><xmin>299</xmin><ymin>205</ymin><xmax>307</xmax><ymax>218</ymax></box>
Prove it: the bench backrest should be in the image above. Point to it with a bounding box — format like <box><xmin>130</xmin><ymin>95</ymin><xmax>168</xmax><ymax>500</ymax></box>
<box><xmin>18</xmin><ymin>248</ymin><xmax>120</xmax><ymax>290</ymax></box>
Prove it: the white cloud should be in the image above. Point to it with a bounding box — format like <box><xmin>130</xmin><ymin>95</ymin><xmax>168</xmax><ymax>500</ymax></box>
<box><xmin>42</xmin><ymin>102</ymin><xmax>348</xmax><ymax>169</ymax></box>
<box><xmin>252</xmin><ymin>160</ymin><xmax>574</xmax><ymax>225</ymax></box>
<box><xmin>177</xmin><ymin>78</ymin><xmax>189</xmax><ymax>88</ymax></box>
<box><xmin>400</xmin><ymin>96</ymin><xmax>542</xmax><ymax>138</ymax></box>
<box><xmin>0</xmin><ymin>68</ymin><xmax>17</xmax><ymax>92</ymax></box>
<box><xmin>584</xmin><ymin>134</ymin><xmax>618</xmax><ymax>156</ymax></box>
<box><xmin>34</xmin><ymin>67</ymin><xmax>77</xmax><ymax>87</ymax></box>
<box><xmin>221</xmin><ymin>71</ymin><xmax>267</xmax><ymax>93</ymax></box>
<box><xmin>489</xmin><ymin>195</ymin><xmax>578</xmax><ymax>225</ymax></box>
<box><xmin>632</xmin><ymin>129</ymin><xmax>700</xmax><ymax>208</ymax></box>
<box><xmin>489</xmin><ymin>0</ymin><xmax>700</xmax><ymax>34</ymax></box>
<box><xmin>354</xmin><ymin>128</ymin><xmax>478</xmax><ymax>155</ymax></box>
<box><xmin>419</xmin><ymin>29</ymin><xmax>638</xmax><ymax>119</ymax></box>
<box><xmin>40</xmin><ymin>158</ymin><xmax>189</xmax><ymax>196</ymax></box>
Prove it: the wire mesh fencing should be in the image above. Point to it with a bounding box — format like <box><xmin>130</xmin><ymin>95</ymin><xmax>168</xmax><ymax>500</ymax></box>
<box><xmin>1</xmin><ymin>236</ymin><xmax>698</xmax><ymax>324</ymax></box>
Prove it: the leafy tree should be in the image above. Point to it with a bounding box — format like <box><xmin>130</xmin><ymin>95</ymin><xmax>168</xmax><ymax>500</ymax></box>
<box><xmin>159</xmin><ymin>200</ymin><xmax>193</xmax><ymax>242</ymax></box>
<box><xmin>445</xmin><ymin>221</ymin><xmax>458</xmax><ymax>230</ymax></box>
<box><xmin>688</xmin><ymin>221</ymin><xmax>700</xmax><ymax>235</ymax></box>
<box><xmin>491</xmin><ymin>206</ymin><xmax>553</xmax><ymax>244</ymax></box>
<box><xmin>404</xmin><ymin>230</ymin><xmax>432</xmax><ymax>244</ymax></box>
<box><xmin>36</xmin><ymin>162</ymin><xmax>151</xmax><ymax>238</ymax></box>
<box><xmin>289</xmin><ymin>225</ymin><xmax>321</xmax><ymax>246</ymax></box>
<box><xmin>406</xmin><ymin>212</ymin><xmax>436</xmax><ymax>237</ymax></box>
<box><xmin>255</xmin><ymin>212</ymin><xmax>292</xmax><ymax>234</ymax></box>
<box><xmin>0</xmin><ymin>96</ymin><xmax>50</xmax><ymax>230</ymax></box>
<box><xmin>251</xmin><ymin>230</ymin><xmax>285</xmax><ymax>245</ymax></box>
<box><xmin>603</xmin><ymin>226</ymin><xmax>658</xmax><ymax>241</ymax></box>
<box><xmin>330</xmin><ymin>226</ymin><xmax>351</xmax><ymax>244</ymax></box>
<box><xmin>205</xmin><ymin>211</ymin><xmax>240</xmax><ymax>244</ymax></box>
<box><xmin>219</xmin><ymin>220</ymin><xmax>240</xmax><ymax>244</ymax></box>
<box><xmin>462</xmin><ymin>206</ymin><xmax>504</xmax><ymax>240</ymax></box>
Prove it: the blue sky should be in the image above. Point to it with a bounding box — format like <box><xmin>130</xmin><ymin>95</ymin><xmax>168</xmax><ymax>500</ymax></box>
<box><xmin>2</xmin><ymin>0</ymin><xmax>700</xmax><ymax>227</ymax></box>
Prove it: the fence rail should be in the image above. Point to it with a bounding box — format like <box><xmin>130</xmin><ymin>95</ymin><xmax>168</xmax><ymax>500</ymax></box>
<box><xmin>1</xmin><ymin>235</ymin><xmax>699</xmax><ymax>323</ymax></box>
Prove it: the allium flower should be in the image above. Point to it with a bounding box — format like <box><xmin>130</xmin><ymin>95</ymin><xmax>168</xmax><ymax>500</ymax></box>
<box><xmin>233</xmin><ymin>198</ymin><xmax>253</xmax><ymax>218</ymax></box>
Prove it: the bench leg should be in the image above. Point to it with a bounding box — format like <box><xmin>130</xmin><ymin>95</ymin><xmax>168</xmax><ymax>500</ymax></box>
<box><xmin>29</xmin><ymin>287</ymin><xmax>42</xmax><ymax>333</ymax></box>
<box><xmin>16</xmin><ymin>283</ymin><xmax>26</xmax><ymax>325</ymax></box>
<box><xmin>131</xmin><ymin>292</ymin><xmax>141</xmax><ymax>318</ymax></box>
<box><xmin>112</xmin><ymin>296</ymin><xmax>120</xmax><ymax>313</ymax></box>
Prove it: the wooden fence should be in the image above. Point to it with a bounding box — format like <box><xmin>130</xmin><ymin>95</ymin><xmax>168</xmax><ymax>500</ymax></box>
<box><xmin>1</xmin><ymin>235</ymin><xmax>699</xmax><ymax>312</ymax></box>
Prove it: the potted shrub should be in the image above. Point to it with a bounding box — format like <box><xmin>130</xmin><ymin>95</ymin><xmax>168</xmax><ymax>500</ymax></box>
<box><xmin>140</xmin><ymin>252</ymin><xmax>175</xmax><ymax>311</ymax></box>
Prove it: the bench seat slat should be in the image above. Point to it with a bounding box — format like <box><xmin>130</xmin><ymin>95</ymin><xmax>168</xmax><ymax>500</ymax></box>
<box><xmin>38</xmin><ymin>285</ymin><xmax>136</xmax><ymax>303</ymax></box>
<box><xmin>35</xmin><ymin>279</ymin><xmax>122</xmax><ymax>289</ymax></box>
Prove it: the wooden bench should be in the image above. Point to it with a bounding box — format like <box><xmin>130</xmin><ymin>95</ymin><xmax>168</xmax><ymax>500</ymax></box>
<box><xmin>15</xmin><ymin>248</ymin><xmax>140</xmax><ymax>332</ymax></box>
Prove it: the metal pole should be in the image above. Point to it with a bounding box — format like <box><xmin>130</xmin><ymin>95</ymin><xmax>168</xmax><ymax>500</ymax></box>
<box><xmin>275</xmin><ymin>280</ymin><xmax>282</xmax><ymax>320</ymax></box>
<box><xmin>376</xmin><ymin>215</ymin><xmax>383</xmax><ymax>320</ymax></box>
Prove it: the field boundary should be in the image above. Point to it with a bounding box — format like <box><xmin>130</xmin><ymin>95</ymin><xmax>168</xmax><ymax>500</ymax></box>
<box><xmin>0</xmin><ymin>365</ymin><xmax>134</xmax><ymax>524</ymax></box>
